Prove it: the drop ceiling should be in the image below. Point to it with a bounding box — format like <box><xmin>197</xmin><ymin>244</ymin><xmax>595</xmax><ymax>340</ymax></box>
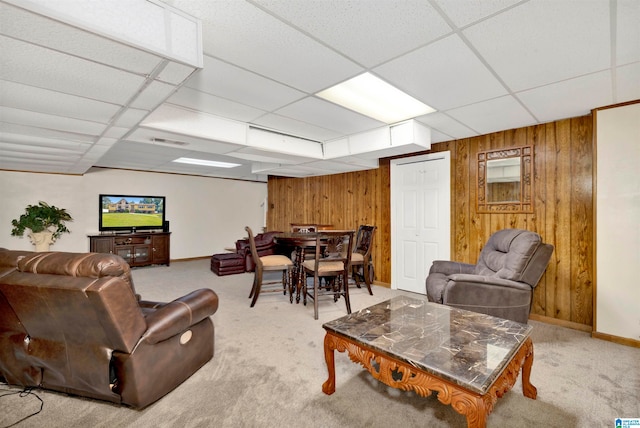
<box><xmin>1</xmin><ymin>0</ymin><xmax>638</xmax><ymax>182</ymax></box>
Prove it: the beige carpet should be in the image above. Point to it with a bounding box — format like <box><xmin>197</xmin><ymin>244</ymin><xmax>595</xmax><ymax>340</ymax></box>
<box><xmin>1</xmin><ymin>259</ymin><xmax>639</xmax><ymax>427</ymax></box>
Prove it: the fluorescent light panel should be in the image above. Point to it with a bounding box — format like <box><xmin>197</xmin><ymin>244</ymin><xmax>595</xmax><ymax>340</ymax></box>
<box><xmin>316</xmin><ymin>73</ymin><xmax>435</xmax><ymax>124</ymax></box>
<box><xmin>172</xmin><ymin>157</ymin><xmax>240</xmax><ymax>168</ymax></box>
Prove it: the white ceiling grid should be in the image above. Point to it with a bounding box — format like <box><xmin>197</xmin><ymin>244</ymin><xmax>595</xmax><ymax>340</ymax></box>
<box><xmin>0</xmin><ymin>0</ymin><xmax>638</xmax><ymax>181</ymax></box>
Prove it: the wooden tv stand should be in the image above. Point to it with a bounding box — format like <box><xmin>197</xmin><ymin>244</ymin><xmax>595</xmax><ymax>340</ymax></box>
<box><xmin>88</xmin><ymin>232</ymin><xmax>170</xmax><ymax>267</ymax></box>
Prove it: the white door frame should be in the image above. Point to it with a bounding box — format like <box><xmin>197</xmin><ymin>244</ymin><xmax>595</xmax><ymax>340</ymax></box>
<box><xmin>390</xmin><ymin>151</ymin><xmax>451</xmax><ymax>291</ymax></box>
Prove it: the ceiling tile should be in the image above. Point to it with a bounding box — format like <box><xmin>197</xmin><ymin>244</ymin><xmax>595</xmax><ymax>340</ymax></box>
<box><xmin>616</xmin><ymin>62</ymin><xmax>640</xmax><ymax>103</ymax></box>
<box><xmin>375</xmin><ymin>34</ymin><xmax>508</xmax><ymax>111</ymax></box>
<box><xmin>130</xmin><ymin>79</ymin><xmax>177</xmax><ymax>110</ymax></box>
<box><xmin>616</xmin><ymin>0</ymin><xmax>640</xmax><ymax>65</ymax></box>
<box><xmin>0</xmin><ymin>106</ymin><xmax>106</xmax><ymax>137</ymax></box>
<box><xmin>157</xmin><ymin>61</ymin><xmax>199</xmax><ymax>85</ymax></box>
<box><xmin>0</xmin><ymin>156</ymin><xmax>76</xmax><ymax>170</ymax></box>
<box><xmin>275</xmin><ymin>97</ymin><xmax>384</xmax><ymax>136</ymax></box>
<box><xmin>251</xmin><ymin>113</ymin><xmax>342</xmax><ymax>142</ymax></box>
<box><xmin>0</xmin><ymin>81</ymin><xmax>120</xmax><ymax>124</ymax></box>
<box><xmin>253</xmin><ymin>0</ymin><xmax>451</xmax><ymax>67</ymax></box>
<box><xmin>0</xmin><ymin>140</ymin><xmax>88</xmax><ymax>156</ymax></box>
<box><xmin>518</xmin><ymin>71</ymin><xmax>613</xmax><ymax>122</ymax></box>
<box><xmin>229</xmin><ymin>147</ymin><xmax>313</xmax><ymax>165</ymax></box>
<box><xmin>429</xmin><ymin>128</ymin><xmax>455</xmax><ymax>143</ymax></box>
<box><xmin>0</xmin><ymin>2</ymin><xmax>163</xmax><ymax>76</ymax></box>
<box><xmin>185</xmin><ymin>55</ymin><xmax>306</xmax><ymax>111</ymax></box>
<box><xmin>447</xmin><ymin>95</ymin><xmax>537</xmax><ymax>135</ymax></box>
<box><xmin>167</xmin><ymin>88</ymin><xmax>266</xmax><ymax>122</ymax></box>
<box><xmin>415</xmin><ymin>112</ymin><xmax>478</xmax><ymax>139</ymax></box>
<box><xmin>0</xmin><ymin>35</ymin><xmax>146</xmax><ymax>105</ymax></box>
<box><xmin>113</xmin><ymin>108</ymin><xmax>151</xmax><ymax>129</ymax></box>
<box><xmin>0</xmin><ymin>122</ymin><xmax>96</xmax><ymax>144</ymax></box>
<box><xmin>169</xmin><ymin>0</ymin><xmax>363</xmax><ymax>93</ymax></box>
<box><xmin>0</xmin><ymin>132</ymin><xmax>91</xmax><ymax>151</ymax></box>
<box><xmin>432</xmin><ymin>0</ymin><xmax>522</xmax><ymax>27</ymax></box>
<box><xmin>0</xmin><ymin>0</ymin><xmax>633</xmax><ymax>179</ymax></box>
<box><xmin>463</xmin><ymin>0</ymin><xmax>611</xmax><ymax>91</ymax></box>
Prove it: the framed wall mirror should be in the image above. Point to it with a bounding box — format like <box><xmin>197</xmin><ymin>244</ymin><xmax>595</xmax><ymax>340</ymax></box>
<box><xmin>477</xmin><ymin>145</ymin><xmax>533</xmax><ymax>213</ymax></box>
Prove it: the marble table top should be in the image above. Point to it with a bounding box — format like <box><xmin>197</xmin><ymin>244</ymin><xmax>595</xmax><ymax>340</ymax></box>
<box><xmin>323</xmin><ymin>295</ymin><xmax>532</xmax><ymax>394</ymax></box>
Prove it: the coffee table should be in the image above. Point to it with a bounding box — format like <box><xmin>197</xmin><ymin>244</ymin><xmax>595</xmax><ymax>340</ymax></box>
<box><xmin>322</xmin><ymin>296</ymin><xmax>536</xmax><ymax>428</ymax></box>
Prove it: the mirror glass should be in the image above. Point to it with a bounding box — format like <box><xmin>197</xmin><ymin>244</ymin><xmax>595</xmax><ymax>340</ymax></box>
<box><xmin>477</xmin><ymin>146</ymin><xmax>533</xmax><ymax>213</ymax></box>
<box><xmin>486</xmin><ymin>157</ymin><xmax>521</xmax><ymax>203</ymax></box>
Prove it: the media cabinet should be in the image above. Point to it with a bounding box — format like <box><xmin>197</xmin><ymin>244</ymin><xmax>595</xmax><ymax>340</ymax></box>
<box><xmin>88</xmin><ymin>232</ymin><xmax>170</xmax><ymax>267</ymax></box>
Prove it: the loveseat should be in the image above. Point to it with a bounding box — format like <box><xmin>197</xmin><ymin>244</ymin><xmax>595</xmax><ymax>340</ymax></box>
<box><xmin>235</xmin><ymin>231</ymin><xmax>282</xmax><ymax>272</ymax></box>
<box><xmin>0</xmin><ymin>248</ymin><xmax>218</xmax><ymax>408</ymax></box>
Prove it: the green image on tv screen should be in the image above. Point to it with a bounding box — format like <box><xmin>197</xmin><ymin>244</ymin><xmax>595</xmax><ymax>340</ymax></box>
<box><xmin>100</xmin><ymin>195</ymin><xmax>164</xmax><ymax>230</ymax></box>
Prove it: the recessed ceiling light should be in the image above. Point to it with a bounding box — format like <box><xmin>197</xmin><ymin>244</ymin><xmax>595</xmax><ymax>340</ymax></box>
<box><xmin>316</xmin><ymin>72</ymin><xmax>436</xmax><ymax>124</ymax></box>
<box><xmin>172</xmin><ymin>157</ymin><xmax>240</xmax><ymax>168</ymax></box>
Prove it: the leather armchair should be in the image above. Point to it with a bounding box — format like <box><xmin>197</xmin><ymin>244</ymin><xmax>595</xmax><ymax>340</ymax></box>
<box><xmin>0</xmin><ymin>249</ymin><xmax>218</xmax><ymax>408</ymax></box>
<box><xmin>426</xmin><ymin>229</ymin><xmax>553</xmax><ymax>324</ymax></box>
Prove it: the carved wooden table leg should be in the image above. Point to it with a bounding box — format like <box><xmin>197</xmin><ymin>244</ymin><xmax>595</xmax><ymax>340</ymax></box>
<box><xmin>322</xmin><ymin>333</ymin><xmax>337</xmax><ymax>394</ymax></box>
<box><xmin>520</xmin><ymin>338</ymin><xmax>537</xmax><ymax>399</ymax></box>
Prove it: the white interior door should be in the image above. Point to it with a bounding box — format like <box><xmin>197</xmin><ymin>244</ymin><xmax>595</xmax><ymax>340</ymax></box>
<box><xmin>391</xmin><ymin>152</ymin><xmax>450</xmax><ymax>294</ymax></box>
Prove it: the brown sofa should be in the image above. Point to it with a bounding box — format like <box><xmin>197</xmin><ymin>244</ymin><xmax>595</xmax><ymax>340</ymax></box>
<box><xmin>235</xmin><ymin>231</ymin><xmax>282</xmax><ymax>272</ymax></box>
<box><xmin>0</xmin><ymin>248</ymin><xmax>218</xmax><ymax>408</ymax></box>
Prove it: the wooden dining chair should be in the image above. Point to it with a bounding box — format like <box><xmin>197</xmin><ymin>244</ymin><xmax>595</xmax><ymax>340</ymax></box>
<box><xmin>290</xmin><ymin>224</ymin><xmax>318</xmax><ymax>263</ymax></box>
<box><xmin>350</xmin><ymin>225</ymin><xmax>376</xmax><ymax>295</ymax></box>
<box><xmin>290</xmin><ymin>224</ymin><xmax>318</xmax><ymax>233</ymax></box>
<box><xmin>301</xmin><ymin>230</ymin><xmax>355</xmax><ymax>320</ymax></box>
<box><xmin>245</xmin><ymin>226</ymin><xmax>293</xmax><ymax>307</ymax></box>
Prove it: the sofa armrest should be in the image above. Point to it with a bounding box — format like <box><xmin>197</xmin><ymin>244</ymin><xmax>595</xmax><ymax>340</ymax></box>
<box><xmin>429</xmin><ymin>260</ymin><xmax>475</xmax><ymax>276</ymax></box>
<box><xmin>141</xmin><ymin>288</ymin><xmax>219</xmax><ymax>345</ymax></box>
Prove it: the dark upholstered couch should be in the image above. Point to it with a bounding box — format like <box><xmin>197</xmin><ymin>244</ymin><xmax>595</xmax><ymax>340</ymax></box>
<box><xmin>426</xmin><ymin>229</ymin><xmax>553</xmax><ymax>324</ymax></box>
<box><xmin>235</xmin><ymin>231</ymin><xmax>282</xmax><ymax>272</ymax></box>
<box><xmin>0</xmin><ymin>248</ymin><xmax>218</xmax><ymax>408</ymax></box>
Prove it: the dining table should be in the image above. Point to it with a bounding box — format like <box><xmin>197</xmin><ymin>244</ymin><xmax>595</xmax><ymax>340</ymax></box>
<box><xmin>274</xmin><ymin>231</ymin><xmax>354</xmax><ymax>304</ymax></box>
<box><xmin>274</xmin><ymin>232</ymin><xmax>322</xmax><ymax>303</ymax></box>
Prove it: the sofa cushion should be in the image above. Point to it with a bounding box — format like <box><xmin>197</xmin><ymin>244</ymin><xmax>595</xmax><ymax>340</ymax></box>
<box><xmin>17</xmin><ymin>251</ymin><xmax>137</xmax><ymax>295</ymax></box>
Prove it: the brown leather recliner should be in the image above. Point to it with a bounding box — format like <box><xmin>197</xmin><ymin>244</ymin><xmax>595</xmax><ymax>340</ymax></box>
<box><xmin>0</xmin><ymin>249</ymin><xmax>218</xmax><ymax>408</ymax></box>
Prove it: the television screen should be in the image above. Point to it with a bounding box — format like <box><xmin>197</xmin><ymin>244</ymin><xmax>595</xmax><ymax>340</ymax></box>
<box><xmin>99</xmin><ymin>194</ymin><xmax>165</xmax><ymax>232</ymax></box>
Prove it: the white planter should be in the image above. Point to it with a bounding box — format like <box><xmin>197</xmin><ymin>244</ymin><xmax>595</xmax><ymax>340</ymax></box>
<box><xmin>29</xmin><ymin>230</ymin><xmax>55</xmax><ymax>252</ymax></box>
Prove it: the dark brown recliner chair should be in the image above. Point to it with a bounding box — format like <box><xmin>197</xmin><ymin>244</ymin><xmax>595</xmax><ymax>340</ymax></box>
<box><xmin>426</xmin><ymin>229</ymin><xmax>553</xmax><ymax>324</ymax></box>
<box><xmin>0</xmin><ymin>249</ymin><xmax>218</xmax><ymax>408</ymax></box>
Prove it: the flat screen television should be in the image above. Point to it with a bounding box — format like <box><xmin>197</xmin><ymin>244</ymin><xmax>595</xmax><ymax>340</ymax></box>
<box><xmin>99</xmin><ymin>194</ymin><xmax>165</xmax><ymax>232</ymax></box>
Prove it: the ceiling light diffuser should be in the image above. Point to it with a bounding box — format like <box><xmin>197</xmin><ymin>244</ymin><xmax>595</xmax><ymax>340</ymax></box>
<box><xmin>172</xmin><ymin>157</ymin><xmax>240</xmax><ymax>168</ymax></box>
<box><xmin>316</xmin><ymin>73</ymin><xmax>435</xmax><ymax>124</ymax></box>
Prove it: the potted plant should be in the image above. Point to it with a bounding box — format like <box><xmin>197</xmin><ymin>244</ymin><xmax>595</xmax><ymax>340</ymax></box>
<box><xmin>10</xmin><ymin>201</ymin><xmax>73</xmax><ymax>252</ymax></box>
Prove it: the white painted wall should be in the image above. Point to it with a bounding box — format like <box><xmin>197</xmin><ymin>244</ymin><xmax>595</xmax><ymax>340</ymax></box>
<box><xmin>0</xmin><ymin>168</ymin><xmax>267</xmax><ymax>259</ymax></box>
<box><xmin>595</xmin><ymin>102</ymin><xmax>640</xmax><ymax>342</ymax></box>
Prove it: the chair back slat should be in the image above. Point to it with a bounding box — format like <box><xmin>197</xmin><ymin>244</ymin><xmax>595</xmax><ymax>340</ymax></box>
<box><xmin>291</xmin><ymin>224</ymin><xmax>318</xmax><ymax>233</ymax></box>
<box><xmin>245</xmin><ymin>226</ymin><xmax>263</xmax><ymax>270</ymax></box>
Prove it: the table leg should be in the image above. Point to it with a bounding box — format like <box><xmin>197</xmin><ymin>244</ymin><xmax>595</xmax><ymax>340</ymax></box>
<box><xmin>322</xmin><ymin>333</ymin><xmax>336</xmax><ymax>395</ymax></box>
<box><xmin>290</xmin><ymin>247</ymin><xmax>305</xmax><ymax>304</ymax></box>
<box><xmin>521</xmin><ymin>338</ymin><xmax>537</xmax><ymax>399</ymax></box>
<box><xmin>462</xmin><ymin>396</ymin><xmax>488</xmax><ymax>428</ymax></box>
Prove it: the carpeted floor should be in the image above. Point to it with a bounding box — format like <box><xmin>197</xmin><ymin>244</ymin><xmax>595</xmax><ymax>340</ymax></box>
<box><xmin>1</xmin><ymin>259</ymin><xmax>638</xmax><ymax>427</ymax></box>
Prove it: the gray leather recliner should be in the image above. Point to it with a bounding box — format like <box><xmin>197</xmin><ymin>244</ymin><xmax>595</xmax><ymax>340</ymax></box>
<box><xmin>426</xmin><ymin>229</ymin><xmax>553</xmax><ymax>324</ymax></box>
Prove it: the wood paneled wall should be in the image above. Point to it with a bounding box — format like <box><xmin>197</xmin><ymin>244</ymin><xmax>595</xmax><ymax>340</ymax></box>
<box><xmin>267</xmin><ymin>115</ymin><xmax>593</xmax><ymax>327</ymax></box>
